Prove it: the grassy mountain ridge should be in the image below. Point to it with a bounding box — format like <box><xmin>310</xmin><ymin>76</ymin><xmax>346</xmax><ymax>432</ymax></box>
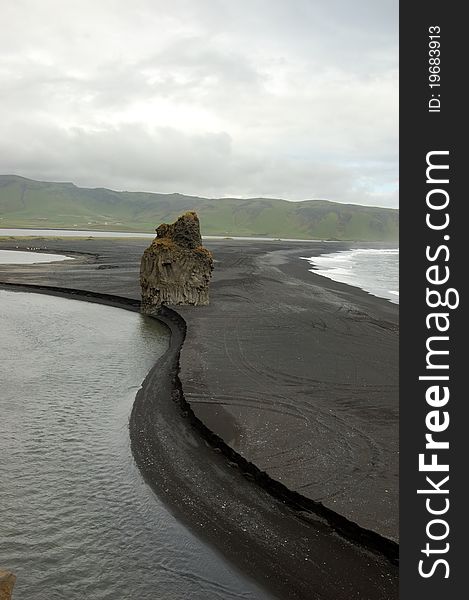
<box><xmin>0</xmin><ymin>174</ymin><xmax>398</xmax><ymax>241</ymax></box>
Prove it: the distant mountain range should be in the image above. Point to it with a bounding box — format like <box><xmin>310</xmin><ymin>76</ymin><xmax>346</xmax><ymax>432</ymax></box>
<box><xmin>0</xmin><ymin>175</ymin><xmax>398</xmax><ymax>241</ymax></box>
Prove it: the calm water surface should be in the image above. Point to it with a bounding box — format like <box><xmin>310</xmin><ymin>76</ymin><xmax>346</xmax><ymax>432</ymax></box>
<box><xmin>0</xmin><ymin>249</ymin><xmax>72</xmax><ymax>264</ymax></box>
<box><xmin>0</xmin><ymin>290</ymin><xmax>266</xmax><ymax>600</ymax></box>
<box><xmin>0</xmin><ymin>227</ymin><xmax>317</xmax><ymax>242</ymax></box>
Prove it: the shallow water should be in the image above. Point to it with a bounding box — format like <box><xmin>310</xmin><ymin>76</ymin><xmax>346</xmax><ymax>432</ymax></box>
<box><xmin>0</xmin><ymin>227</ymin><xmax>317</xmax><ymax>242</ymax></box>
<box><xmin>0</xmin><ymin>249</ymin><xmax>72</xmax><ymax>264</ymax></box>
<box><xmin>0</xmin><ymin>290</ymin><xmax>266</xmax><ymax>600</ymax></box>
<box><xmin>0</xmin><ymin>228</ymin><xmax>154</xmax><ymax>238</ymax></box>
<box><xmin>301</xmin><ymin>248</ymin><xmax>399</xmax><ymax>304</ymax></box>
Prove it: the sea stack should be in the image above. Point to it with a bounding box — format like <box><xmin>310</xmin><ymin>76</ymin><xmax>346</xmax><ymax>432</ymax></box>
<box><xmin>140</xmin><ymin>212</ymin><xmax>213</xmax><ymax>312</ymax></box>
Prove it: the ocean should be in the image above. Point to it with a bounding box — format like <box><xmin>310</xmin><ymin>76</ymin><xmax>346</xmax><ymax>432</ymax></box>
<box><xmin>301</xmin><ymin>248</ymin><xmax>399</xmax><ymax>304</ymax></box>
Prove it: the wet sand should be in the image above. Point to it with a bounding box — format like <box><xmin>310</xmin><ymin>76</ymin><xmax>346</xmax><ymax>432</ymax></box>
<box><xmin>177</xmin><ymin>241</ymin><xmax>399</xmax><ymax>541</ymax></box>
<box><xmin>0</xmin><ymin>237</ymin><xmax>398</xmax><ymax>599</ymax></box>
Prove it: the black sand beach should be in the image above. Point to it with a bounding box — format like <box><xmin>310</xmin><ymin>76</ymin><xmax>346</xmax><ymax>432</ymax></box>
<box><xmin>0</xmin><ymin>237</ymin><xmax>398</xmax><ymax>599</ymax></box>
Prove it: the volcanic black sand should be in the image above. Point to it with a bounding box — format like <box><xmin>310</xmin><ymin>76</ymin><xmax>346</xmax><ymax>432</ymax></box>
<box><xmin>0</xmin><ymin>236</ymin><xmax>398</xmax><ymax>600</ymax></box>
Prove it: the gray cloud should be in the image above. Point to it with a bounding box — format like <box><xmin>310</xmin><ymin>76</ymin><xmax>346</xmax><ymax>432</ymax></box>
<box><xmin>1</xmin><ymin>0</ymin><xmax>398</xmax><ymax>207</ymax></box>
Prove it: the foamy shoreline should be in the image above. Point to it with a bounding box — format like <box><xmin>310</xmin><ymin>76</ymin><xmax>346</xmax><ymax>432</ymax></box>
<box><xmin>301</xmin><ymin>247</ymin><xmax>399</xmax><ymax>304</ymax></box>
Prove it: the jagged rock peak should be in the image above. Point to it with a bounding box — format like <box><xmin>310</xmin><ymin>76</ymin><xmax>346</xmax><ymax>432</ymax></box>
<box><xmin>155</xmin><ymin>211</ymin><xmax>202</xmax><ymax>249</ymax></box>
<box><xmin>140</xmin><ymin>212</ymin><xmax>213</xmax><ymax>311</ymax></box>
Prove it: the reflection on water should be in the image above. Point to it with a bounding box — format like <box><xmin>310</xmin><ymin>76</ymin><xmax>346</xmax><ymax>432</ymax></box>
<box><xmin>0</xmin><ymin>291</ymin><xmax>266</xmax><ymax>600</ymax></box>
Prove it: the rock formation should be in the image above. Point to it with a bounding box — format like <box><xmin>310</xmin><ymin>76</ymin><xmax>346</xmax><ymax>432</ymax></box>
<box><xmin>140</xmin><ymin>212</ymin><xmax>213</xmax><ymax>311</ymax></box>
<box><xmin>0</xmin><ymin>571</ymin><xmax>16</xmax><ymax>600</ymax></box>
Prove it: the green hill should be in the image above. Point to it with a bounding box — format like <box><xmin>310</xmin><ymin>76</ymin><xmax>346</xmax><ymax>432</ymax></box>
<box><xmin>0</xmin><ymin>174</ymin><xmax>398</xmax><ymax>241</ymax></box>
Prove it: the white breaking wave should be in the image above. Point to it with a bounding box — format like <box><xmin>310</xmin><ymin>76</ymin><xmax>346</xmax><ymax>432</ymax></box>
<box><xmin>301</xmin><ymin>248</ymin><xmax>399</xmax><ymax>304</ymax></box>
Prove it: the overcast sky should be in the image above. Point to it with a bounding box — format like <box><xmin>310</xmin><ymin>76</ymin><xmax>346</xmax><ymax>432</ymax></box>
<box><xmin>1</xmin><ymin>0</ymin><xmax>398</xmax><ymax>207</ymax></box>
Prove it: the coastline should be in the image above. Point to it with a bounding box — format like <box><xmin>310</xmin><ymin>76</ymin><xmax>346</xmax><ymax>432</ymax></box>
<box><xmin>0</xmin><ymin>238</ymin><xmax>398</xmax><ymax>599</ymax></box>
<box><xmin>177</xmin><ymin>240</ymin><xmax>399</xmax><ymax>540</ymax></box>
<box><xmin>1</xmin><ymin>281</ymin><xmax>397</xmax><ymax>599</ymax></box>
